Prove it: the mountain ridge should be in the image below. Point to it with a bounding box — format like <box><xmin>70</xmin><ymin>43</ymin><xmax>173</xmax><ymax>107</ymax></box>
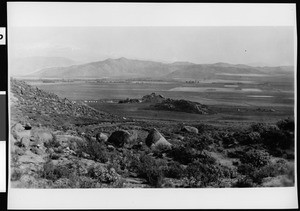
<box><xmin>27</xmin><ymin>57</ymin><xmax>294</xmax><ymax>79</ymax></box>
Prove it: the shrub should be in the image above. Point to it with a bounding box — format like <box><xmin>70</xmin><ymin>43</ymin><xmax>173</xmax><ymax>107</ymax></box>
<box><xmin>239</xmin><ymin>149</ymin><xmax>270</xmax><ymax>168</ymax></box>
<box><xmin>76</xmin><ymin>137</ymin><xmax>108</xmax><ymax>163</ymax></box>
<box><xmin>44</xmin><ymin>135</ymin><xmax>60</xmax><ymax>148</ymax></box>
<box><xmin>167</xmin><ymin>145</ymin><xmax>197</xmax><ymax>164</ymax></box>
<box><xmin>164</xmin><ymin>161</ymin><xmax>185</xmax><ymax>179</ymax></box>
<box><xmin>261</xmin><ymin>127</ymin><xmax>293</xmax><ymax>150</ymax></box>
<box><xmin>88</xmin><ymin>165</ymin><xmax>120</xmax><ymax>184</ymax></box>
<box><xmin>40</xmin><ymin>161</ymin><xmax>73</xmax><ymax>181</ymax></box>
<box><xmin>233</xmin><ymin>177</ymin><xmax>254</xmax><ymax>187</ymax></box>
<box><xmin>137</xmin><ymin>154</ymin><xmax>165</xmax><ymax>188</ymax></box>
<box><xmin>277</xmin><ymin>118</ymin><xmax>294</xmax><ymax>131</ymax></box>
<box><xmin>185</xmin><ymin>160</ymin><xmax>223</xmax><ymax>187</ymax></box>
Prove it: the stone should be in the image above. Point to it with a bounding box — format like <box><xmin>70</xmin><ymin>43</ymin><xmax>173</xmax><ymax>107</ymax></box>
<box><xmin>107</xmin><ymin>130</ymin><xmax>131</xmax><ymax>148</ymax></box>
<box><xmin>107</xmin><ymin>145</ymin><xmax>115</xmax><ymax>151</ymax></box>
<box><xmin>20</xmin><ymin>137</ymin><xmax>31</xmax><ymax>148</ymax></box>
<box><xmin>96</xmin><ymin>133</ymin><xmax>108</xmax><ymax>143</ymax></box>
<box><xmin>145</xmin><ymin>128</ymin><xmax>172</xmax><ymax>149</ymax></box>
<box><xmin>11</xmin><ymin>123</ymin><xmax>24</xmax><ymax>132</ymax></box>
<box><xmin>181</xmin><ymin>126</ymin><xmax>199</xmax><ymax>134</ymax></box>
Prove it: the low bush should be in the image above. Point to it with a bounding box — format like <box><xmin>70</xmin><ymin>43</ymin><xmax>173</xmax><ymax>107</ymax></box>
<box><xmin>239</xmin><ymin>149</ymin><xmax>270</xmax><ymax>168</ymax></box>
<box><xmin>185</xmin><ymin>160</ymin><xmax>223</xmax><ymax>187</ymax></box>
<box><xmin>44</xmin><ymin>135</ymin><xmax>60</xmax><ymax>148</ymax></box>
<box><xmin>167</xmin><ymin>145</ymin><xmax>198</xmax><ymax>164</ymax></box>
<box><xmin>164</xmin><ymin>161</ymin><xmax>185</xmax><ymax>179</ymax></box>
<box><xmin>277</xmin><ymin>118</ymin><xmax>294</xmax><ymax>131</ymax></box>
<box><xmin>137</xmin><ymin>154</ymin><xmax>165</xmax><ymax>188</ymax></box>
<box><xmin>88</xmin><ymin>165</ymin><xmax>120</xmax><ymax>184</ymax></box>
<box><xmin>39</xmin><ymin>161</ymin><xmax>73</xmax><ymax>181</ymax></box>
<box><xmin>76</xmin><ymin>137</ymin><xmax>108</xmax><ymax>163</ymax></box>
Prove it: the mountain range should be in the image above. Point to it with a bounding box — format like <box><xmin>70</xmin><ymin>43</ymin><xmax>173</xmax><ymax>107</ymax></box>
<box><xmin>24</xmin><ymin>57</ymin><xmax>294</xmax><ymax>79</ymax></box>
<box><xmin>10</xmin><ymin>56</ymin><xmax>79</xmax><ymax>76</ymax></box>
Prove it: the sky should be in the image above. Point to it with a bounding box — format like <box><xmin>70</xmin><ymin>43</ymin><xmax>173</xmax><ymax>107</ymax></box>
<box><xmin>7</xmin><ymin>3</ymin><xmax>296</xmax><ymax>66</ymax></box>
<box><xmin>8</xmin><ymin>26</ymin><xmax>295</xmax><ymax>66</ymax></box>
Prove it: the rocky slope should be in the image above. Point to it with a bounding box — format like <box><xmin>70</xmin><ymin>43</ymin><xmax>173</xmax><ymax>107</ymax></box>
<box><xmin>10</xmin><ymin>79</ymin><xmax>295</xmax><ymax>188</ymax></box>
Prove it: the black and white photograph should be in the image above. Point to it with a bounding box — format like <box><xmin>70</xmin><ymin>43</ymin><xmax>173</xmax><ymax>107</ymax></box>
<box><xmin>6</xmin><ymin>2</ymin><xmax>297</xmax><ymax>209</ymax></box>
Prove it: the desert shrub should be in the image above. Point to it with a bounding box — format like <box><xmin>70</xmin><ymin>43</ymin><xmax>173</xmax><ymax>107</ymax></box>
<box><xmin>107</xmin><ymin>150</ymin><xmax>140</xmax><ymax>175</ymax></box>
<box><xmin>186</xmin><ymin>134</ymin><xmax>214</xmax><ymax>150</ymax></box>
<box><xmin>164</xmin><ymin>161</ymin><xmax>185</xmax><ymax>179</ymax></box>
<box><xmin>87</xmin><ymin>165</ymin><xmax>120</xmax><ymax>184</ymax></box>
<box><xmin>44</xmin><ymin>134</ymin><xmax>60</xmax><ymax>148</ymax></box>
<box><xmin>250</xmin><ymin>122</ymin><xmax>269</xmax><ymax>134</ymax></box>
<box><xmin>152</xmin><ymin>144</ymin><xmax>171</xmax><ymax>158</ymax></box>
<box><xmin>76</xmin><ymin>137</ymin><xmax>108</xmax><ymax>163</ymax></box>
<box><xmin>249</xmin><ymin>159</ymin><xmax>290</xmax><ymax>184</ymax></box>
<box><xmin>137</xmin><ymin>154</ymin><xmax>165</xmax><ymax>188</ymax></box>
<box><xmin>40</xmin><ymin>161</ymin><xmax>73</xmax><ymax>181</ymax></box>
<box><xmin>261</xmin><ymin>127</ymin><xmax>293</xmax><ymax>150</ymax></box>
<box><xmin>233</xmin><ymin>177</ymin><xmax>255</xmax><ymax>187</ymax></box>
<box><xmin>222</xmin><ymin>133</ymin><xmax>238</xmax><ymax>148</ymax></box>
<box><xmin>277</xmin><ymin>118</ymin><xmax>294</xmax><ymax>131</ymax></box>
<box><xmin>167</xmin><ymin>145</ymin><xmax>198</xmax><ymax>164</ymax></box>
<box><xmin>239</xmin><ymin>149</ymin><xmax>270</xmax><ymax>168</ymax></box>
<box><xmin>185</xmin><ymin>160</ymin><xmax>223</xmax><ymax>187</ymax></box>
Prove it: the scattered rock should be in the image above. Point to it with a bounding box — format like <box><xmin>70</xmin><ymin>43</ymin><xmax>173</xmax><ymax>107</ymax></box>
<box><xmin>107</xmin><ymin>145</ymin><xmax>115</xmax><ymax>151</ymax></box>
<box><xmin>96</xmin><ymin>133</ymin><xmax>108</xmax><ymax>143</ymax></box>
<box><xmin>181</xmin><ymin>126</ymin><xmax>199</xmax><ymax>134</ymax></box>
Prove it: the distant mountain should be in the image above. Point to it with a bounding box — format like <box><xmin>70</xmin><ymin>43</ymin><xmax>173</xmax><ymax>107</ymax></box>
<box><xmin>165</xmin><ymin>63</ymin><xmax>266</xmax><ymax>79</ymax></box>
<box><xmin>10</xmin><ymin>56</ymin><xmax>79</xmax><ymax>76</ymax></box>
<box><xmin>29</xmin><ymin>57</ymin><xmax>174</xmax><ymax>79</ymax></box>
<box><xmin>28</xmin><ymin>57</ymin><xmax>294</xmax><ymax>79</ymax></box>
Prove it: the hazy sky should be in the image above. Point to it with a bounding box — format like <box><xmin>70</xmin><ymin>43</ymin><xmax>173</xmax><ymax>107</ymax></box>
<box><xmin>9</xmin><ymin>26</ymin><xmax>294</xmax><ymax>66</ymax></box>
<box><xmin>7</xmin><ymin>3</ymin><xmax>296</xmax><ymax>66</ymax></box>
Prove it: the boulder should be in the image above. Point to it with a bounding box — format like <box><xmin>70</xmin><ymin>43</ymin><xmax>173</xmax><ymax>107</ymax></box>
<box><xmin>181</xmin><ymin>126</ymin><xmax>198</xmax><ymax>134</ymax></box>
<box><xmin>20</xmin><ymin>137</ymin><xmax>31</xmax><ymax>148</ymax></box>
<box><xmin>107</xmin><ymin>130</ymin><xmax>131</xmax><ymax>148</ymax></box>
<box><xmin>96</xmin><ymin>133</ymin><xmax>108</xmax><ymax>143</ymax></box>
<box><xmin>11</xmin><ymin>123</ymin><xmax>24</xmax><ymax>132</ymax></box>
<box><xmin>145</xmin><ymin>128</ymin><xmax>172</xmax><ymax>149</ymax></box>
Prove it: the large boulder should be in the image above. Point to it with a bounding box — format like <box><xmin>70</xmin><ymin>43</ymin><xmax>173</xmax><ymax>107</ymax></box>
<box><xmin>107</xmin><ymin>130</ymin><xmax>131</xmax><ymax>148</ymax></box>
<box><xmin>181</xmin><ymin>126</ymin><xmax>198</xmax><ymax>134</ymax></box>
<box><xmin>145</xmin><ymin>128</ymin><xmax>172</xmax><ymax>149</ymax></box>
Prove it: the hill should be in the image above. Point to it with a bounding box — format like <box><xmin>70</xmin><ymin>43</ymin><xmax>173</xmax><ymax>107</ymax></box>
<box><xmin>27</xmin><ymin>58</ymin><xmax>293</xmax><ymax>79</ymax></box>
<box><xmin>29</xmin><ymin>57</ymin><xmax>174</xmax><ymax>79</ymax></box>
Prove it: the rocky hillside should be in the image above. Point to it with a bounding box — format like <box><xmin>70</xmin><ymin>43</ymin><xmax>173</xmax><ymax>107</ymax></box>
<box><xmin>10</xmin><ymin>78</ymin><xmax>120</xmax><ymax>130</ymax></box>
<box><xmin>10</xmin><ymin>79</ymin><xmax>295</xmax><ymax>188</ymax></box>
